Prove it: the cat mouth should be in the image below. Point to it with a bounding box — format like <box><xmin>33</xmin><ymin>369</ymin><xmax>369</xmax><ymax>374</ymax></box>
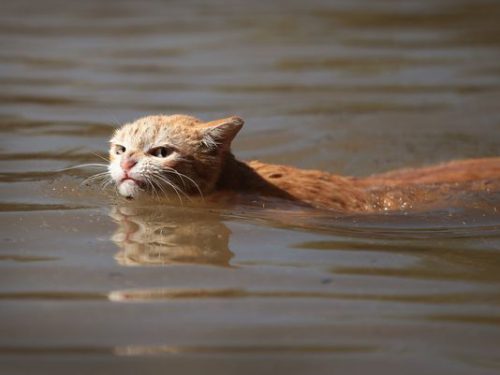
<box><xmin>120</xmin><ymin>176</ymin><xmax>145</xmax><ymax>188</ymax></box>
<box><xmin>117</xmin><ymin>176</ymin><xmax>146</xmax><ymax>200</ymax></box>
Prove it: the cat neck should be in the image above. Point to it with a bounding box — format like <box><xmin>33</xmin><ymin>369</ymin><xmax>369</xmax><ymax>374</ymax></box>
<box><xmin>215</xmin><ymin>152</ymin><xmax>294</xmax><ymax>200</ymax></box>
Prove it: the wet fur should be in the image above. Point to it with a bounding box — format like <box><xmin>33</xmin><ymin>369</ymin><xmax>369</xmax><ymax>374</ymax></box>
<box><xmin>108</xmin><ymin>114</ymin><xmax>500</xmax><ymax>212</ymax></box>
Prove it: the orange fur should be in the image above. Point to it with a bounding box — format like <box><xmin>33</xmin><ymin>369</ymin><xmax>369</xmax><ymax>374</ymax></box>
<box><xmin>109</xmin><ymin>115</ymin><xmax>500</xmax><ymax>212</ymax></box>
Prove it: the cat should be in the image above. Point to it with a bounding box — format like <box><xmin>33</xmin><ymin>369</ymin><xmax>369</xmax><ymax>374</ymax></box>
<box><xmin>107</xmin><ymin>114</ymin><xmax>500</xmax><ymax>212</ymax></box>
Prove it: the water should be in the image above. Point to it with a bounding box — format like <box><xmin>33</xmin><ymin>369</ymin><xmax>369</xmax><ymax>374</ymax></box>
<box><xmin>1</xmin><ymin>0</ymin><xmax>500</xmax><ymax>374</ymax></box>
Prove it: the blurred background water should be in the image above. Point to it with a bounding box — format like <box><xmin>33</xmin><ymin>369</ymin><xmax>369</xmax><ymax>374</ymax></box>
<box><xmin>1</xmin><ymin>0</ymin><xmax>500</xmax><ymax>374</ymax></box>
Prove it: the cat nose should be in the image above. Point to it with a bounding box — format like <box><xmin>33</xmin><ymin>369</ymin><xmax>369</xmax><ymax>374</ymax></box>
<box><xmin>121</xmin><ymin>157</ymin><xmax>137</xmax><ymax>171</ymax></box>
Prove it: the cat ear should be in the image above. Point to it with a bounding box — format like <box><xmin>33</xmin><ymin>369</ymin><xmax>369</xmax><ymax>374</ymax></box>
<box><xmin>201</xmin><ymin>116</ymin><xmax>244</xmax><ymax>150</ymax></box>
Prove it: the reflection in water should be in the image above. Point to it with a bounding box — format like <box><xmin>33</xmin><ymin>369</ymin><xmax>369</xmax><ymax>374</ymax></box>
<box><xmin>113</xmin><ymin>344</ymin><xmax>377</xmax><ymax>356</ymax></box>
<box><xmin>109</xmin><ymin>205</ymin><xmax>233</xmax><ymax>266</ymax></box>
<box><xmin>106</xmin><ymin>287</ymin><xmax>499</xmax><ymax>305</ymax></box>
<box><xmin>0</xmin><ymin>344</ymin><xmax>378</xmax><ymax>356</ymax></box>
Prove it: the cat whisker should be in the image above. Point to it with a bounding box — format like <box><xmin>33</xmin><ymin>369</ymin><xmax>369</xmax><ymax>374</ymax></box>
<box><xmin>162</xmin><ymin>166</ymin><xmax>204</xmax><ymax>200</ymax></box>
<box><xmin>149</xmin><ymin>178</ymin><xmax>169</xmax><ymax>202</ymax></box>
<box><xmin>84</xmin><ymin>170</ymin><xmax>110</xmax><ymax>178</ymax></box>
<box><xmin>148</xmin><ymin>165</ymin><xmax>204</xmax><ymax>203</ymax></box>
<box><xmin>91</xmin><ymin>152</ymin><xmax>110</xmax><ymax>163</ymax></box>
<box><xmin>144</xmin><ymin>179</ymin><xmax>158</xmax><ymax>201</ymax></box>
<box><xmin>113</xmin><ymin>184</ymin><xmax>121</xmax><ymax>198</ymax></box>
<box><xmin>81</xmin><ymin>171</ymin><xmax>112</xmax><ymax>186</ymax></box>
<box><xmin>149</xmin><ymin>177</ymin><xmax>174</xmax><ymax>203</ymax></box>
<box><xmin>163</xmin><ymin>166</ymin><xmax>188</xmax><ymax>189</ymax></box>
<box><xmin>53</xmin><ymin>163</ymin><xmax>114</xmax><ymax>191</ymax></box>
<box><xmin>152</xmin><ymin>175</ymin><xmax>185</xmax><ymax>205</ymax></box>
<box><xmin>99</xmin><ymin>173</ymin><xmax>114</xmax><ymax>188</ymax></box>
<box><xmin>82</xmin><ymin>171</ymin><xmax>110</xmax><ymax>180</ymax></box>
<box><xmin>150</xmin><ymin>173</ymin><xmax>187</xmax><ymax>205</ymax></box>
<box><xmin>55</xmin><ymin>163</ymin><xmax>109</xmax><ymax>173</ymax></box>
<box><xmin>82</xmin><ymin>175</ymin><xmax>110</xmax><ymax>186</ymax></box>
<box><xmin>148</xmin><ymin>177</ymin><xmax>167</xmax><ymax>202</ymax></box>
<box><xmin>101</xmin><ymin>178</ymin><xmax>114</xmax><ymax>189</ymax></box>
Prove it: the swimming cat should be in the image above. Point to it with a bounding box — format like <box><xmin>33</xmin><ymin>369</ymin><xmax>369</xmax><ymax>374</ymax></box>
<box><xmin>107</xmin><ymin>114</ymin><xmax>500</xmax><ymax>212</ymax></box>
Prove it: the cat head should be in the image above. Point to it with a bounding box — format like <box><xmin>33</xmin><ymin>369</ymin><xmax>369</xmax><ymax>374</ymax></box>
<box><xmin>108</xmin><ymin>114</ymin><xmax>244</xmax><ymax>200</ymax></box>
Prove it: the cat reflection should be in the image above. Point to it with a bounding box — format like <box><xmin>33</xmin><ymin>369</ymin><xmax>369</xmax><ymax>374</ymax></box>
<box><xmin>110</xmin><ymin>205</ymin><xmax>233</xmax><ymax>266</ymax></box>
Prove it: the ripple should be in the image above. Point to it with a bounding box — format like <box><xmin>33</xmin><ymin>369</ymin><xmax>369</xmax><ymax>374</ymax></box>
<box><xmin>425</xmin><ymin>314</ymin><xmax>500</xmax><ymax>326</ymax></box>
<box><xmin>0</xmin><ymin>94</ymin><xmax>84</xmax><ymax>106</ymax></box>
<box><xmin>214</xmin><ymin>84</ymin><xmax>500</xmax><ymax>95</ymax></box>
<box><xmin>290</xmin><ymin>102</ymin><xmax>448</xmax><ymax>115</ymax></box>
<box><xmin>0</xmin><ymin>203</ymin><xmax>89</xmax><ymax>212</ymax></box>
<box><xmin>107</xmin><ymin>288</ymin><xmax>500</xmax><ymax>305</ymax></box>
<box><xmin>314</xmin><ymin>2</ymin><xmax>500</xmax><ymax>32</ymax></box>
<box><xmin>0</xmin><ymin>288</ymin><xmax>496</xmax><ymax>305</ymax></box>
<box><xmin>106</xmin><ymin>47</ymin><xmax>184</xmax><ymax>59</ymax></box>
<box><xmin>0</xmin><ymin>54</ymin><xmax>79</xmax><ymax>69</ymax></box>
<box><xmin>114</xmin><ymin>344</ymin><xmax>378</xmax><ymax>356</ymax></box>
<box><xmin>0</xmin><ymin>291</ymin><xmax>106</xmax><ymax>300</ymax></box>
<box><xmin>0</xmin><ymin>150</ymin><xmax>102</xmax><ymax>162</ymax></box>
<box><xmin>0</xmin><ymin>344</ymin><xmax>377</xmax><ymax>356</ymax></box>
<box><xmin>0</xmin><ymin>254</ymin><xmax>58</xmax><ymax>262</ymax></box>
<box><xmin>276</xmin><ymin>57</ymin><xmax>454</xmax><ymax>72</ymax></box>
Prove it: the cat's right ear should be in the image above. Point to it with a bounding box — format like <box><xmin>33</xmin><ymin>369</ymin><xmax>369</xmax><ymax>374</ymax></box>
<box><xmin>201</xmin><ymin>116</ymin><xmax>244</xmax><ymax>150</ymax></box>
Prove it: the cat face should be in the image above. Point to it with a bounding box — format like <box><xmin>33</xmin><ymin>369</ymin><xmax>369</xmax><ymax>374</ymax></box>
<box><xmin>108</xmin><ymin>114</ymin><xmax>243</xmax><ymax>200</ymax></box>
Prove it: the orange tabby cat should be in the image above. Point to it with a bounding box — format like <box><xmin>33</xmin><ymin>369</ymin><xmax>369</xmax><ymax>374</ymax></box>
<box><xmin>108</xmin><ymin>114</ymin><xmax>500</xmax><ymax>212</ymax></box>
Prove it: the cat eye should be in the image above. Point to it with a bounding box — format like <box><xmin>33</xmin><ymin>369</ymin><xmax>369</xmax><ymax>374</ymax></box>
<box><xmin>151</xmin><ymin>146</ymin><xmax>174</xmax><ymax>158</ymax></box>
<box><xmin>115</xmin><ymin>145</ymin><xmax>126</xmax><ymax>155</ymax></box>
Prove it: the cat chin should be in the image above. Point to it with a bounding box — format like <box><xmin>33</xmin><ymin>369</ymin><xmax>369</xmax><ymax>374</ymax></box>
<box><xmin>118</xmin><ymin>180</ymin><xmax>143</xmax><ymax>199</ymax></box>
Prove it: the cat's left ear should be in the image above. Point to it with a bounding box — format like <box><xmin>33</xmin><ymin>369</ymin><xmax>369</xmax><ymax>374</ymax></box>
<box><xmin>201</xmin><ymin>116</ymin><xmax>244</xmax><ymax>149</ymax></box>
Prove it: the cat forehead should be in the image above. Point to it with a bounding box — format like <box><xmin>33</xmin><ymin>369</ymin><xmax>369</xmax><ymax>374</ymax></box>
<box><xmin>110</xmin><ymin>115</ymin><xmax>202</xmax><ymax>146</ymax></box>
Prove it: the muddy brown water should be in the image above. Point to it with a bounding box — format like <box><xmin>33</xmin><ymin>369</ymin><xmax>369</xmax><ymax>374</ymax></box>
<box><xmin>1</xmin><ymin>0</ymin><xmax>500</xmax><ymax>374</ymax></box>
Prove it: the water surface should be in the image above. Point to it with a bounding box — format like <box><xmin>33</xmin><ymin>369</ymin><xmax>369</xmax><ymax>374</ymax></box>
<box><xmin>1</xmin><ymin>0</ymin><xmax>500</xmax><ymax>374</ymax></box>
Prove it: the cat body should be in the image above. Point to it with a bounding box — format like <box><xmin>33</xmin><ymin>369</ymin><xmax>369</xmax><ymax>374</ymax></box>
<box><xmin>108</xmin><ymin>115</ymin><xmax>500</xmax><ymax>212</ymax></box>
